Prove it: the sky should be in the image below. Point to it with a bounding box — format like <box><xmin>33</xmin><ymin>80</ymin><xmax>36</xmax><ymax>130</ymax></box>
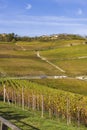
<box><xmin>0</xmin><ymin>0</ymin><xmax>87</xmax><ymax>36</ymax></box>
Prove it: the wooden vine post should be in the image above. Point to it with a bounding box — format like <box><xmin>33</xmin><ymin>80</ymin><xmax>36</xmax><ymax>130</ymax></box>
<box><xmin>3</xmin><ymin>84</ymin><xmax>6</xmax><ymax>103</ymax></box>
<box><xmin>77</xmin><ymin>107</ymin><xmax>80</xmax><ymax>127</ymax></box>
<box><xmin>32</xmin><ymin>94</ymin><xmax>36</xmax><ymax>110</ymax></box>
<box><xmin>66</xmin><ymin>97</ymin><xmax>71</xmax><ymax>125</ymax></box>
<box><xmin>22</xmin><ymin>86</ymin><xmax>24</xmax><ymax>110</ymax></box>
<box><xmin>49</xmin><ymin>95</ymin><xmax>51</xmax><ymax>118</ymax></box>
<box><xmin>41</xmin><ymin>95</ymin><xmax>44</xmax><ymax>118</ymax></box>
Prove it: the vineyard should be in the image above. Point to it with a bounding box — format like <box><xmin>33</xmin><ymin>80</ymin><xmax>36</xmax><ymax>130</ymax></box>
<box><xmin>0</xmin><ymin>39</ymin><xmax>87</xmax><ymax>77</ymax></box>
<box><xmin>30</xmin><ymin>78</ymin><xmax>87</xmax><ymax>96</ymax></box>
<box><xmin>40</xmin><ymin>44</ymin><xmax>87</xmax><ymax>76</ymax></box>
<box><xmin>0</xmin><ymin>38</ymin><xmax>87</xmax><ymax>129</ymax></box>
<box><xmin>0</xmin><ymin>79</ymin><xmax>87</xmax><ymax>128</ymax></box>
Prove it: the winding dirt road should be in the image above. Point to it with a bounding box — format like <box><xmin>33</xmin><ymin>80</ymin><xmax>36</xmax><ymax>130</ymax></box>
<box><xmin>37</xmin><ymin>51</ymin><xmax>65</xmax><ymax>73</ymax></box>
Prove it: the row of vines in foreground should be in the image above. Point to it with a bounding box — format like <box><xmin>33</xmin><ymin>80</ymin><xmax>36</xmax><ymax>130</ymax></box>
<box><xmin>0</xmin><ymin>79</ymin><xmax>87</xmax><ymax>126</ymax></box>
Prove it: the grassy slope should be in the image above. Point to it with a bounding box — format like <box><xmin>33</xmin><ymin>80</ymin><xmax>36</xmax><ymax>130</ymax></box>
<box><xmin>30</xmin><ymin>78</ymin><xmax>87</xmax><ymax>96</ymax></box>
<box><xmin>40</xmin><ymin>44</ymin><xmax>87</xmax><ymax>76</ymax></box>
<box><xmin>0</xmin><ymin>40</ymin><xmax>86</xmax><ymax>76</ymax></box>
<box><xmin>17</xmin><ymin>39</ymin><xmax>85</xmax><ymax>50</ymax></box>
<box><xmin>0</xmin><ymin>41</ymin><xmax>87</xmax><ymax>95</ymax></box>
<box><xmin>0</xmin><ymin>43</ymin><xmax>63</xmax><ymax>76</ymax></box>
<box><xmin>41</xmin><ymin>44</ymin><xmax>87</xmax><ymax>58</ymax></box>
<box><xmin>0</xmin><ymin>101</ymin><xmax>86</xmax><ymax>130</ymax></box>
<box><xmin>0</xmin><ymin>40</ymin><xmax>87</xmax><ymax>129</ymax></box>
<box><xmin>1</xmin><ymin>41</ymin><xmax>87</xmax><ymax>94</ymax></box>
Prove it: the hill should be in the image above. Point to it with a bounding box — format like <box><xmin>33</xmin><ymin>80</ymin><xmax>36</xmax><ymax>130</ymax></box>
<box><xmin>0</xmin><ymin>34</ymin><xmax>86</xmax><ymax>77</ymax></box>
<box><xmin>0</xmin><ymin>34</ymin><xmax>87</xmax><ymax>129</ymax></box>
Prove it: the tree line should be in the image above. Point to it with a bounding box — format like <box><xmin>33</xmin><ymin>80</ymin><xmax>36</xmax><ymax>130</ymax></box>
<box><xmin>0</xmin><ymin>33</ymin><xmax>85</xmax><ymax>43</ymax></box>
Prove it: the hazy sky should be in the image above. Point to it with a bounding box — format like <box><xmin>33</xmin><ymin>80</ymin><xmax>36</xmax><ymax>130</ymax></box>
<box><xmin>0</xmin><ymin>0</ymin><xmax>87</xmax><ymax>36</ymax></box>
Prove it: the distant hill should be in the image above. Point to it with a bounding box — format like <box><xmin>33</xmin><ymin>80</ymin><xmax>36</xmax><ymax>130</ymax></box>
<box><xmin>0</xmin><ymin>33</ymin><xmax>85</xmax><ymax>42</ymax></box>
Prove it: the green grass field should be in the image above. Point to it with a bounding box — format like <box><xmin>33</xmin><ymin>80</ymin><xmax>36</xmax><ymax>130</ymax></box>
<box><xmin>30</xmin><ymin>78</ymin><xmax>87</xmax><ymax>96</ymax></box>
<box><xmin>0</xmin><ymin>101</ymin><xmax>87</xmax><ymax>130</ymax></box>
<box><xmin>40</xmin><ymin>44</ymin><xmax>87</xmax><ymax>76</ymax></box>
<box><xmin>16</xmin><ymin>39</ymin><xmax>85</xmax><ymax>50</ymax></box>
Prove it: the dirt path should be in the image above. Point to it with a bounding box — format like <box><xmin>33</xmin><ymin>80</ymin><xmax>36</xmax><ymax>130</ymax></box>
<box><xmin>15</xmin><ymin>43</ymin><xmax>65</xmax><ymax>73</ymax></box>
<box><xmin>78</xmin><ymin>56</ymin><xmax>87</xmax><ymax>59</ymax></box>
<box><xmin>15</xmin><ymin>43</ymin><xmax>26</xmax><ymax>51</ymax></box>
<box><xmin>37</xmin><ymin>51</ymin><xmax>65</xmax><ymax>73</ymax></box>
<box><xmin>0</xmin><ymin>68</ymin><xmax>7</xmax><ymax>77</ymax></box>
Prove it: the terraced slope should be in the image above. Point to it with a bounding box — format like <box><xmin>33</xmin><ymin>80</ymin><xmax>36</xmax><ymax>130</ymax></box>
<box><xmin>40</xmin><ymin>44</ymin><xmax>87</xmax><ymax>76</ymax></box>
<box><xmin>0</xmin><ymin>40</ymin><xmax>87</xmax><ymax>77</ymax></box>
<box><xmin>0</xmin><ymin>43</ymin><xmax>63</xmax><ymax>77</ymax></box>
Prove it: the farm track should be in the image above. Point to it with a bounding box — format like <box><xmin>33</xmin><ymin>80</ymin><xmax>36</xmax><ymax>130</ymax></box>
<box><xmin>15</xmin><ymin>43</ymin><xmax>66</xmax><ymax>73</ymax></box>
<box><xmin>37</xmin><ymin>51</ymin><xmax>65</xmax><ymax>73</ymax></box>
<box><xmin>15</xmin><ymin>43</ymin><xmax>26</xmax><ymax>51</ymax></box>
<box><xmin>59</xmin><ymin>56</ymin><xmax>87</xmax><ymax>61</ymax></box>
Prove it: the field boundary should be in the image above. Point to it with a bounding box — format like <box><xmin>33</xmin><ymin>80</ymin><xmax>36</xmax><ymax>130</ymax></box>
<box><xmin>0</xmin><ymin>116</ymin><xmax>20</xmax><ymax>130</ymax></box>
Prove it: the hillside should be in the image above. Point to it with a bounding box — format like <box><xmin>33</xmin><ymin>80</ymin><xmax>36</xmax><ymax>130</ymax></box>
<box><xmin>0</xmin><ymin>102</ymin><xmax>87</xmax><ymax>130</ymax></box>
<box><xmin>0</xmin><ymin>34</ymin><xmax>86</xmax><ymax>77</ymax></box>
<box><xmin>0</xmin><ymin>34</ymin><xmax>87</xmax><ymax>129</ymax></box>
